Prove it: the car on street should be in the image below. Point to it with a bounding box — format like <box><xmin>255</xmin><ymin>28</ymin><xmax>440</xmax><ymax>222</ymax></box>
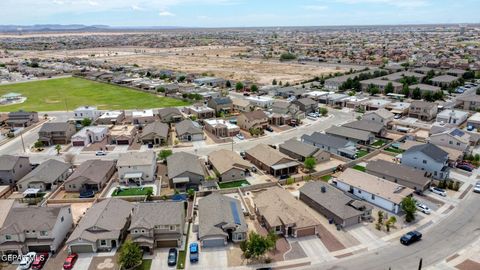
<box><xmin>400</xmin><ymin>231</ymin><xmax>422</xmax><ymax>245</ymax></box>
<box><xmin>474</xmin><ymin>181</ymin><xmax>480</xmax><ymax>193</ymax></box>
<box><xmin>31</xmin><ymin>253</ymin><xmax>49</xmax><ymax>270</ymax></box>
<box><xmin>429</xmin><ymin>186</ymin><xmax>447</xmax><ymax>197</ymax></box>
<box><xmin>236</xmin><ymin>133</ymin><xmax>244</xmax><ymax>140</ymax></box>
<box><xmin>189</xmin><ymin>243</ymin><xmax>199</xmax><ymax>263</ymax></box>
<box><xmin>95</xmin><ymin>151</ymin><xmax>107</xmax><ymax>156</ymax></box>
<box><xmin>168</xmin><ymin>248</ymin><xmax>177</xmax><ymax>267</ymax></box>
<box><xmin>265</xmin><ymin>126</ymin><xmax>274</xmax><ymax>132</ymax></box>
<box><xmin>19</xmin><ymin>252</ymin><xmax>36</xmax><ymax>270</ymax></box>
<box><xmin>416</xmin><ymin>202</ymin><xmax>431</xmax><ymax>214</ymax></box>
<box><xmin>63</xmin><ymin>253</ymin><xmax>78</xmax><ymax>270</ymax></box>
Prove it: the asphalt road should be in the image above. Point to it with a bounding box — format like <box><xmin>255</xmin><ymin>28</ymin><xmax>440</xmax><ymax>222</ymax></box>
<box><xmin>301</xmin><ymin>190</ymin><xmax>480</xmax><ymax>270</ymax></box>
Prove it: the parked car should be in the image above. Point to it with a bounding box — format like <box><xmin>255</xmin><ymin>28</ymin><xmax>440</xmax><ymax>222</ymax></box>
<box><xmin>168</xmin><ymin>248</ymin><xmax>177</xmax><ymax>267</ymax></box>
<box><xmin>243</xmin><ymin>92</ymin><xmax>250</xmax><ymax>96</ymax></box>
<box><xmin>474</xmin><ymin>181</ymin><xmax>480</xmax><ymax>193</ymax></box>
<box><xmin>95</xmin><ymin>151</ymin><xmax>107</xmax><ymax>156</ymax></box>
<box><xmin>265</xmin><ymin>126</ymin><xmax>274</xmax><ymax>132</ymax></box>
<box><xmin>400</xmin><ymin>231</ymin><xmax>422</xmax><ymax>245</ymax></box>
<box><xmin>63</xmin><ymin>253</ymin><xmax>78</xmax><ymax>270</ymax></box>
<box><xmin>19</xmin><ymin>252</ymin><xmax>36</xmax><ymax>270</ymax></box>
<box><xmin>307</xmin><ymin>113</ymin><xmax>317</xmax><ymax>118</ymax></box>
<box><xmin>394</xmin><ymin>114</ymin><xmax>402</xmax><ymax>119</ymax></box>
<box><xmin>236</xmin><ymin>133</ymin><xmax>244</xmax><ymax>140</ymax></box>
<box><xmin>31</xmin><ymin>253</ymin><xmax>49</xmax><ymax>270</ymax></box>
<box><xmin>189</xmin><ymin>243</ymin><xmax>199</xmax><ymax>263</ymax></box>
<box><xmin>458</xmin><ymin>161</ymin><xmax>475</xmax><ymax>169</ymax></box>
<box><xmin>457</xmin><ymin>163</ymin><xmax>474</xmax><ymax>172</ymax></box>
<box><xmin>429</xmin><ymin>186</ymin><xmax>447</xmax><ymax>197</ymax></box>
<box><xmin>415</xmin><ymin>202</ymin><xmax>431</xmax><ymax>214</ymax></box>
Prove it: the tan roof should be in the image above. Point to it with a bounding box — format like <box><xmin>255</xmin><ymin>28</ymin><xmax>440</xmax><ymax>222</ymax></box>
<box><xmin>246</xmin><ymin>144</ymin><xmax>298</xmax><ymax>167</ymax></box>
<box><xmin>0</xmin><ymin>199</ymin><xmax>15</xmax><ymax>228</ymax></box>
<box><xmin>117</xmin><ymin>151</ymin><xmax>156</xmax><ymax>167</ymax></box>
<box><xmin>240</xmin><ymin>110</ymin><xmax>268</xmax><ymax>121</ymax></box>
<box><xmin>208</xmin><ymin>149</ymin><xmax>251</xmax><ymax>175</ymax></box>
<box><xmin>232</xmin><ymin>98</ymin><xmax>250</xmax><ymax>108</ymax></box>
<box><xmin>65</xmin><ymin>160</ymin><xmax>115</xmax><ymax>185</ymax></box>
<box><xmin>1</xmin><ymin>206</ymin><xmax>67</xmax><ymax>235</ymax></box>
<box><xmin>254</xmin><ymin>187</ymin><xmax>320</xmax><ymax>228</ymax></box>
<box><xmin>337</xmin><ymin>168</ymin><xmax>414</xmax><ymax>204</ymax></box>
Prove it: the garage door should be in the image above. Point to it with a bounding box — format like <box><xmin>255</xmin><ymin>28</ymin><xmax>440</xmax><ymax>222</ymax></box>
<box><xmin>156</xmin><ymin>240</ymin><xmax>178</xmax><ymax>248</ymax></box>
<box><xmin>72</xmin><ymin>141</ymin><xmax>85</xmax><ymax>147</ymax></box>
<box><xmin>70</xmin><ymin>245</ymin><xmax>94</xmax><ymax>253</ymax></box>
<box><xmin>117</xmin><ymin>140</ymin><xmax>130</xmax><ymax>145</ymax></box>
<box><xmin>296</xmin><ymin>227</ymin><xmax>316</xmax><ymax>237</ymax></box>
<box><xmin>28</xmin><ymin>245</ymin><xmax>51</xmax><ymax>252</ymax></box>
<box><xmin>202</xmin><ymin>238</ymin><xmax>225</xmax><ymax>248</ymax></box>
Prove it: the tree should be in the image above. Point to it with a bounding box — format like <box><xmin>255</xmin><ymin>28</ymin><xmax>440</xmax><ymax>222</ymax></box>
<box><xmin>423</xmin><ymin>91</ymin><xmax>434</xmax><ymax>102</ymax></box>
<box><xmin>145</xmin><ymin>189</ymin><xmax>153</xmax><ymax>201</ymax></box>
<box><xmin>401</xmin><ymin>84</ymin><xmax>410</xmax><ymax>97</ymax></box>
<box><xmin>225</xmin><ymin>80</ymin><xmax>232</xmax><ymax>88</ymax></box>
<box><xmin>81</xmin><ymin>117</ymin><xmax>92</xmax><ymax>127</ymax></box>
<box><xmin>43</xmin><ymin>113</ymin><xmax>48</xmax><ymax>120</ymax></box>
<box><xmin>187</xmin><ymin>188</ymin><xmax>195</xmax><ymax>200</ymax></box>
<box><xmin>178</xmin><ymin>75</ymin><xmax>186</xmax><ymax>82</ymax></box>
<box><xmin>319</xmin><ymin>107</ymin><xmax>328</xmax><ymax>117</ymax></box>
<box><xmin>412</xmin><ymin>87</ymin><xmax>422</xmax><ymax>100</ymax></box>
<box><xmin>367</xmin><ymin>84</ymin><xmax>380</xmax><ymax>96</ymax></box>
<box><xmin>235</xmin><ymin>82</ymin><xmax>244</xmax><ymax>91</ymax></box>
<box><xmin>158</xmin><ymin>149</ymin><xmax>173</xmax><ymax>161</ymax></box>
<box><xmin>118</xmin><ymin>240</ymin><xmax>143</xmax><ymax>269</ymax></box>
<box><xmin>280</xmin><ymin>52</ymin><xmax>296</xmax><ymax>61</ymax></box>
<box><xmin>384</xmin><ymin>82</ymin><xmax>394</xmax><ymax>95</ymax></box>
<box><xmin>401</xmin><ymin>196</ymin><xmax>417</xmax><ymax>222</ymax></box>
<box><xmin>54</xmin><ymin>144</ymin><xmax>61</xmax><ymax>155</ymax></box>
<box><xmin>34</xmin><ymin>141</ymin><xmax>44</xmax><ymax>149</ymax></box>
<box><xmin>250</xmin><ymin>84</ymin><xmax>258</xmax><ymax>92</ymax></box>
<box><xmin>272</xmin><ymin>79</ymin><xmax>277</xmax><ymax>85</ymax></box>
<box><xmin>304</xmin><ymin>157</ymin><xmax>316</xmax><ymax>172</ymax></box>
<box><xmin>385</xmin><ymin>216</ymin><xmax>397</xmax><ymax>232</ymax></box>
<box><xmin>241</xmin><ymin>231</ymin><xmax>277</xmax><ymax>260</ymax></box>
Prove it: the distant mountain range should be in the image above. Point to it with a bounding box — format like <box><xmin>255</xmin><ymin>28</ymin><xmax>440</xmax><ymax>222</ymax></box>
<box><xmin>0</xmin><ymin>24</ymin><xmax>185</xmax><ymax>33</ymax></box>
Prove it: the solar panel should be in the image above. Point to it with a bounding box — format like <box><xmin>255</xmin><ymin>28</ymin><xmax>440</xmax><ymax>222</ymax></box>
<box><xmin>230</xmin><ymin>201</ymin><xmax>241</xmax><ymax>225</ymax></box>
<box><xmin>450</xmin><ymin>129</ymin><xmax>465</xmax><ymax>137</ymax></box>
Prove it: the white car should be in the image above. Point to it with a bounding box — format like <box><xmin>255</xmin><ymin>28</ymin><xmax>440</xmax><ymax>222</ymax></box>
<box><xmin>429</xmin><ymin>186</ymin><xmax>447</xmax><ymax>197</ymax></box>
<box><xmin>18</xmin><ymin>252</ymin><xmax>36</xmax><ymax>270</ymax></box>
<box><xmin>236</xmin><ymin>133</ymin><xmax>245</xmax><ymax>140</ymax></box>
<box><xmin>416</xmin><ymin>202</ymin><xmax>431</xmax><ymax>214</ymax></box>
<box><xmin>474</xmin><ymin>182</ymin><xmax>480</xmax><ymax>193</ymax></box>
<box><xmin>95</xmin><ymin>151</ymin><xmax>107</xmax><ymax>156</ymax></box>
<box><xmin>307</xmin><ymin>113</ymin><xmax>317</xmax><ymax>118</ymax></box>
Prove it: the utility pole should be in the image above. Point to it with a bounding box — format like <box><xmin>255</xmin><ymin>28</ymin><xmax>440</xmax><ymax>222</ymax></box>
<box><xmin>20</xmin><ymin>131</ymin><xmax>26</xmax><ymax>153</ymax></box>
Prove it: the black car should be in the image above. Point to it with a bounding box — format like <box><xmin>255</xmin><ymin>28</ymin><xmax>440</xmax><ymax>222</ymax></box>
<box><xmin>400</xmin><ymin>231</ymin><xmax>422</xmax><ymax>245</ymax></box>
<box><xmin>265</xmin><ymin>126</ymin><xmax>274</xmax><ymax>132</ymax></box>
<box><xmin>168</xmin><ymin>248</ymin><xmax>177</xmax><ymax>266</ymax></box>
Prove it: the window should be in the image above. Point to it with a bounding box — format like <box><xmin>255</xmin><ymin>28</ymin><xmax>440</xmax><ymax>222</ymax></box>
<box><xmin>133</xmin><ymin>230</ymin><xmax>138</xmax><ymax>234</ymax></box>
<box><xmin>423</xmin><ymin>160</ymin><xmax>427</xmax><ymax>164</ymax></box>
<box><xmin>169</xmin><ymin>225</ymin><xmax>175</xmax><ymax>231</ymax></box>
<box><xmin>6</xmin><ymin>235</ymin><xmax>11</xmax><ymax>240</ymax></box>
<box><xmin>141</xmin><ymin>230</ymin><xmax>145</xmax><ymax>233</ymax></box>
<box><xmin>61</xmin><ymin>217</ymin><xmax>64</xmax><ymax>222</ymax></box>
<box><xmin>40</xmin><ymin>231</ymin><xmax>48</xmax><ymax>236</ymax></box>
<box><xmin>100</xmin><ymin>240</ymin><xmax>107</xmax><ymax>246</ymax></box>
<box><xmin>371</xmin><ymin>194</ymin><xmax>375</xmax><ymax>200</ymax></box>
<box><xmin>358</xmin><ymin>190</ymin><xmax>362</xmax><ymax>194</ymax></box>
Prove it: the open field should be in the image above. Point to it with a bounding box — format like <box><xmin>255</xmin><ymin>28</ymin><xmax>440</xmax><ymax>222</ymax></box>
<box><xmin>0</xmin><ymin>77</ymin><xmax>189</xmax><ymax>112</ymax></box>
<box><xmin>15</xmin><ymin>46</ymin><xmax>360</xmax><ymax>84</ymax></box>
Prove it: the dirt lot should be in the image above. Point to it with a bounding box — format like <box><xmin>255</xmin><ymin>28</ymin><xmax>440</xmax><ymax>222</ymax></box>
<box><xmin>16</xmin><ymin>46</ymin><xmax>350</xmax><ymax>84</ymax></box>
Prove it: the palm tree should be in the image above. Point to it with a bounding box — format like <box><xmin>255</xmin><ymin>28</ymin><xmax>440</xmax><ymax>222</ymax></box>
<box><xmin>54</xmin><ymin>144</ymin><xmax>61</xmax><ymax>155</ymax></box>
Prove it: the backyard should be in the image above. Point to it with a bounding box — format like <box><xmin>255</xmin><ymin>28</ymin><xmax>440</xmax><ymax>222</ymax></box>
<box><xmin>353</xmin><ymin>165</ymin><xmax>366</xmax><ymax>172</ymax></box>
<box><xmin>111</xmin><ymin>187</ymin><xmax>153</xmax><ymax>197</ymax></box>
<box><xmin>218</xmin><ymin>180</ymin><xmax>250</xmax><ymax>189</ymax></box>
<box><xmin>384</xmin><ymin>147</ymin><xmax>405</xmax><ymax>154</ymax></box>
<box><xmin>0</xmin><ymin>77</ymin><xmax>190</xmax><ymax>111</ymax></box>
<box><xmin>356</xmin><ymin>149</ymin><xmax>369</xmax><ymax>158</ymax></box>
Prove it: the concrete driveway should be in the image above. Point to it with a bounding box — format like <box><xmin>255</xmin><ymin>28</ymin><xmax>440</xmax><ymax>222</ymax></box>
<box><xmin>290</xmin><ymin>236</ymin><xmax>334</xmax><ymax>263</ymax></box>
<box><xmin>187</xmin><ymin>246</ymin><xmax>228</xmax><ymax>270</ymax></box>
<box><xmin>347</xmin><ymin>225</ymin><xmax>387</xmax><ymax>251</ymax></box>
<box><xmin>148</xmin><ymin>248</ymin><xmax>176</xmax><ymax>270</ymax></box>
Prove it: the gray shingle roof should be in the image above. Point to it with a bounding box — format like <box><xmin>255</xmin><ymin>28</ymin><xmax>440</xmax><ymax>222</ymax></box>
<box><xmin>300</xmin><ymin>181</ymin><xmax>368</xmax><ymax>220</ymax></box>
<box><xmin>39</xmin><ymin>122</ymin><xmax>71</xmax><ymax>133</ymax></box>
<box><xmin>301</xmin><ymin>132</ymin><xmax>354</xmax><ymax>149</ymax></box>
<box><xmin>129</xmin><ymin>202</ymin><xmax>184</xmax><ymax>230</ymax></box>
<box><xmin>279</xmin><ymin>138</ymin><xmax>318</xmax><ymax>158</ymax></box>
<box><xmin>18</xmin><ymin>159</ymin><xmax>70</xmax><ymax>186</ymax></box>
<box><xmin>67</xmin><ymin>198</ymin><xmax>132</xmax><ymax>244</ymax></box>
<box><xmin>0</xmin><ymin>206</ymin><xmax>66</xmax><ymax>235</ymax></box>
<box><xmin>325</xmin><ymin>126</ymin><xmax>373</xmax><ymax>141</ymax></box>
<box><xmin>198</xmin><ymin>193</ymin><xmax>247</xmax><ymax>240</ymax></box>
<box><xmin>65</xmin><ymin>160</ymin><xmax>115</xmax><ymax>185</ymax></box>
<box><xmin>342</xmin><ymin>120</ymin><xmax>384</xmax><ymax>134</ymax></box>
<box><xmin>141</xmin><ymin>121</ymin><xmax>169</xmax><ymax>139</ymax></box>
<box><xmin>366</xmin><ymin>160</ymin><xmax>431</xmax><ymax>188</ymax></box>
<box><xmin>175</xmin><ymin>120</ymin><xmax>203</xmax><ymax>136</ymax></box>
<box><xmin>405</xmin><ymin>143</ymin><xmax>448</xmax><ymax>163</ymax></box>
<box><xmin>0</xmin><ymin>155</ymin><xmax>28</xmax><ymax>171</ymax></box>
<box><xmin>167</xmin><ymin>152</ymin><xmax>204</xmax><ymax>179</ymax></box>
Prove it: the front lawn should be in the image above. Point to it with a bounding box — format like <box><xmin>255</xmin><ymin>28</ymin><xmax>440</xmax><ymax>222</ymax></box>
<box><xmin>0</xmin><ymin>77</ymin><xmax>190</xmax><ymax>111</ymax></box>
<box><xmin>218</xmin><ymin>180</ymin><xmax>250</xmax><ymax>189</ymax></box>
<box><xmin>111</xmin><ymin>187</ymin><xmax>153</xmax><ymax>197</ymax></box>
<box><xmin>384</xmin><ymin>147</ymin><xmax>405</xmax><ymax>154</ymax></box>
<box><xmin>135</xmin><ymin>259</ymin><xmax>152</xmax><ymax>270</ymax></box>
<box><xmin>371</xmin><ymin>140</ymin><xmax>387</xmax><ymax>148</ymax></box>
<box><xmin>353</xmin><ymin>165</ymin><xmax>366</xmax><ymax>172</ymax></box>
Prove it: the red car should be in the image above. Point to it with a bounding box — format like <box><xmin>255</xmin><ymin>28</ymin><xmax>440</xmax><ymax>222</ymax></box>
<box><xmin>31</xmin><ymin>253</ymin><xmax>49</xmax><ymax>270</ymax></box>
<box><xmin>63</xmin><ymin>253</ymin><xmax>78</xmax><ymax>270</ymax></box>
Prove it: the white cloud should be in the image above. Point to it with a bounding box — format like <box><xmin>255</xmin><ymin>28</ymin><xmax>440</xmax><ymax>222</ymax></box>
<box><xmin>303</xmin><ymin>5</ymin><xmax>328</xmax><ymax>11</ymax></box>
<box><xmin>52</xmin><ymin>0</ymin><xmax>64</xmax><ymax>4</ymax></box>
<box><xmin>87</xmin><ymin>0</ymin><xmax>99</xmax><ymax>6</ymax></box>
<box><xmin>131</xmin><ymin>4</ymin><xmax>144</xmax><ymax>11</ymax></box>
<box><xmin>159</xmin><ymin>10</ymin><xmax>175</xmax><ymax>16</ymax></box>
<box><xmin>334</xmin><ymin>0</ymin><xmax>429</xmax><ymax>8</ymax></box>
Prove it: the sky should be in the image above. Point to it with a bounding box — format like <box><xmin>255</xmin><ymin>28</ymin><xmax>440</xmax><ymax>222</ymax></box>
<box><xmin>1</xmin><ymin>0</ymin><xmax>479</xmax><ymax>27</ymax></box>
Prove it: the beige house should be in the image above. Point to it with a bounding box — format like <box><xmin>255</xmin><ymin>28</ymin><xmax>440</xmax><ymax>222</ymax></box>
<box><xmin>208</xmin><ymin>149</ymin><xmax>252</xmax><ymax>182</ymax></box>
<box><xmin>232</xmin><ymin>98</ymin><xmax>253</xmax><ymax>112</ymax></box>
<box><xmin>64</xmin><ymin>160</ymin><xmax>116</xmax><ymax>192</ymax></box>
<box><xmin>245</xmin><ymin>144</ymin><xmax>299</xmax><ymax>177</ymax></box>
<box><xmin>129</xmin><ymin>202</ymin><xmax>184</xmax><ymax>253</ymax></box>
<box><xmin>237</xmin><ymin>110</ymin><xmax>269</xmax><ymax>131</ymax></box>
<box><xmin>254</xmin><ymin>187</ymin><xmax>320</xmax><ymax>237</ymax></box>
<box><xmin>408</xmin><ymin>101</ymin><xmax>438</xmax><ymax>121</ymax></box>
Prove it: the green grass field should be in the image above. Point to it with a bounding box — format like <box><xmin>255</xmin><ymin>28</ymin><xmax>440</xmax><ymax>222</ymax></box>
<box><xmin>384</xmin><ymin>147</ymin><xmax>405</xmax><ymax>154</ymax></box>
<box><xmin>353</xmin><ymin>165</ymin><xmax>366</xmax><ymax>172</ymax></box>
<box><xmin>112</xmin><ymin>187</ymin><xmax>153</xmax><ymax>197</ymax></box>
<box><xmin>0</xmin><ymin>77</ymin><xmax>190</xmax><ymax>112</ymax></box>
